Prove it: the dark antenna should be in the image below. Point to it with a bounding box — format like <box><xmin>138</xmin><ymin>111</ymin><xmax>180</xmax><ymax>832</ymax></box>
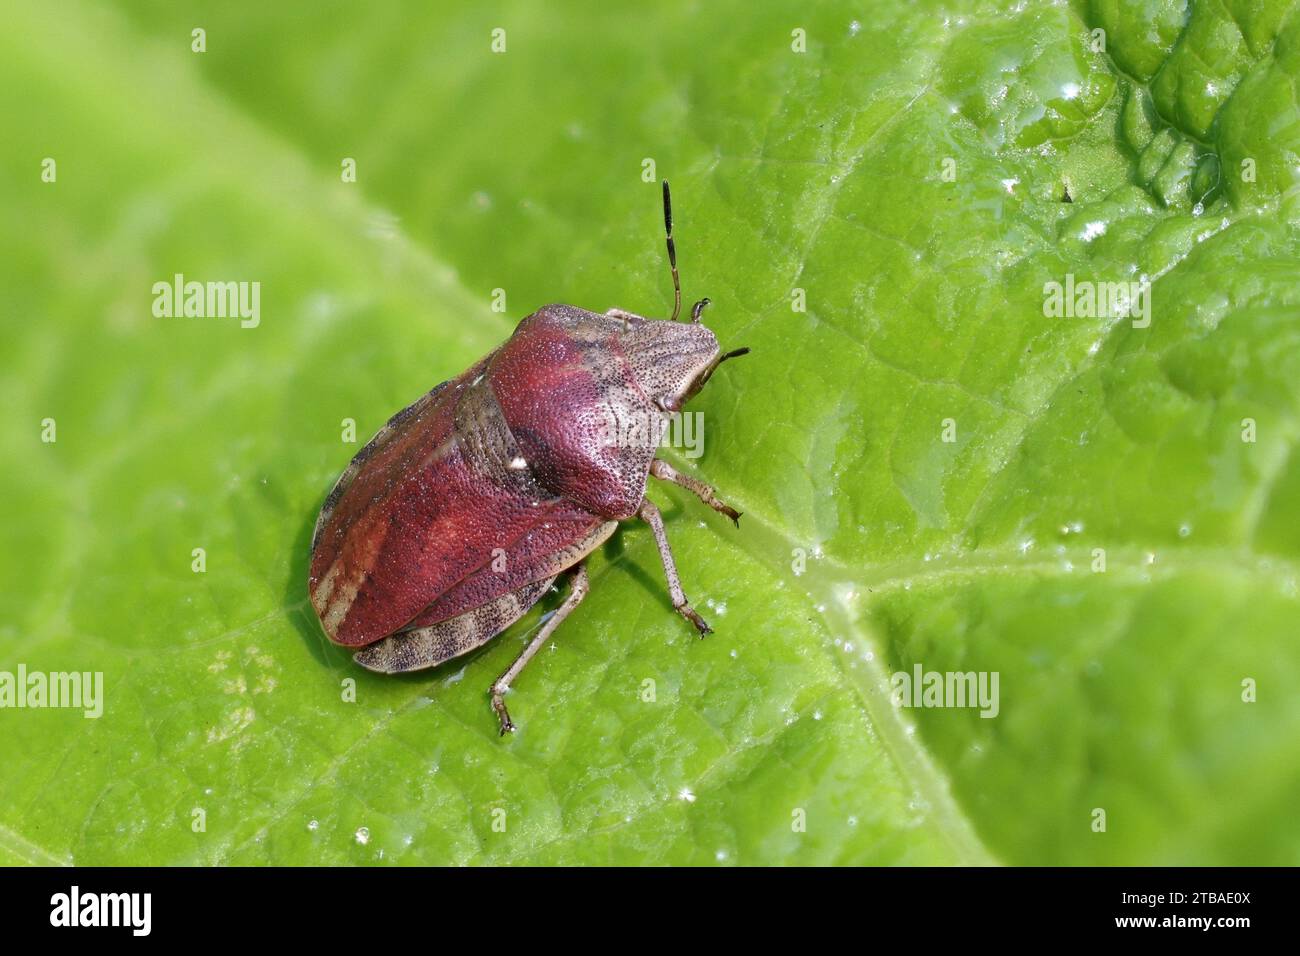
<box><xmin>662</xmin><ymin>179</ymin><xmax>682</xmax><ymax>322</ymax></box>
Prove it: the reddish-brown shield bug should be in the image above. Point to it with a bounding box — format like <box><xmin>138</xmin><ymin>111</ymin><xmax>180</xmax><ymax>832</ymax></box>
<box><xmin>309</xmin><ymin>181</ymin><xmax>750</xmax><ymax>734</ymax></box>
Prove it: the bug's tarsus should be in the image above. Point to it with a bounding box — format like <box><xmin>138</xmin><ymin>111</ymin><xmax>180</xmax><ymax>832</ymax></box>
<box><xmin>690</xmin><ymin>297</ymin><xmax>711</xmax><ymax>324</ymax></box>
<box><xmin>720</xmin><ymin>347</ymin><xmax>751</xmax><ymax>362</ymax></box>
<box><xmin>683</xmin><ymin>605</ymin><xmax>713</xmax><ymax>637</ymax></box>
<box><xmin>662</xmin><ymin>180</ymin><xmax>683</xmax><ymax>322</ymax></box>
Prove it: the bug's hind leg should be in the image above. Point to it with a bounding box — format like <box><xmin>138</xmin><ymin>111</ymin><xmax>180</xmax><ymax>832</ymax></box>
<box><xmin>491</xmin><ymin>562</ymin><xmax>590</xmax><ymax>735</ymax></box>
<box><xmin>637</xmin><ymin>498</ymin><xmax>711</xmax><ymax>636</ymax></box>
<box><xmin>649</xmin><ymin>459</ymin><xmax>741</xmax><ymax>527</ymax></box>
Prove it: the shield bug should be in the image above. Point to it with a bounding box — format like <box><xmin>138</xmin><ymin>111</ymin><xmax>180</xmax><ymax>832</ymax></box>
<box><xmin>308</xmin><ymin>181</ymin><xmax>749</xmax><ymax>734</ymax></box>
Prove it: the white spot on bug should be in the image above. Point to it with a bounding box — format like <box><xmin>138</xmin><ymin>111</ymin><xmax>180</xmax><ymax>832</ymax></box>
<box><xmin>509</xmin><ymin>456</ymin><xmax>528</xmax><ymax>469</ymax></box>
<box><xmin>355</xmin><ymin>826</ymin><xmax>370</xmax><ymax>845</ymax></box>
<box><xmin>472</xmin><ymin>374</ymin><xmax>484</xmax><ymax>386</ymax></box>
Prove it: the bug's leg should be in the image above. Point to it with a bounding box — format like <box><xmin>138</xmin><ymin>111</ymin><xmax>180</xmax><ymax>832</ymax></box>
<box><xmin>637</xmin><ymin>498</ymin><xmax>711</xmax><ymax>636</ymax></box>
<box><xmin>649</xmin><ymin>459</ymin><xmax>741</xmax><ymax>527</ymax></box>
<box><xmin>689</xmin><ymin>297</ymin><xmax>711</xmax><ymax>324</ymax></box>
<box><xmin>490</xmin><ymin>562</ymin><xmax>590</xmax><ymax>735</ymax></box>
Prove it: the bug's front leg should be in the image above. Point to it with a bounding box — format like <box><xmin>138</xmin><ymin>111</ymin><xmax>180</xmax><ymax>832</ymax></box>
<box><xmin>636</xmin><ymin>498</ymin><xmax>711</xmax><ymax>637</ymax></box>
<box><xmin>649</xmin><ymin>459</ymin><xmax>741</xmax><ymax>527</ymax></box>
<box><xmin>490</xmin><ymin>562</ymin><xmax>590</xmax><ymax>735</ymax></box>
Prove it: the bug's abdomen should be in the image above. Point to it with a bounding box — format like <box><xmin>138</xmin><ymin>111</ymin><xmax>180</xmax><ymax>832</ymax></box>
<box><xmin>352</xmin><ymin>575</ymin><xmax>559</xmax><ymax>674</ymax></box>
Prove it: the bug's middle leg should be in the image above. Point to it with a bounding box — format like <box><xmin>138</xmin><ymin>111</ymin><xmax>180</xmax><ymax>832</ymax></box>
<box><xmin>637</xmin><ymin>498</ymin><xmax>711</xmax><ymax>636</ymax></box>
<box><xmin>490</xmin><ymin>562</ymin><xmax>590</xmax><ymax>735</ymax></box>
<box><xmin>649</xmin><ymin>458</ymin><xmax>741</xmax><ymax>527</ymax></box>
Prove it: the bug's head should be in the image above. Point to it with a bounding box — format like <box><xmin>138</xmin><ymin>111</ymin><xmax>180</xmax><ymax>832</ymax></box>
<box><xmin>622</xmin><ymin>316</ymin><xmax>749</xmax><ymax>413</ymax></box>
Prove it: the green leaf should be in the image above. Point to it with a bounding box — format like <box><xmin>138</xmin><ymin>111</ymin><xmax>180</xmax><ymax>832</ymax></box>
<box><xmin>2</xmin><ymin>0</ymin><xmax>1298</xmax><ymax>865</ymax></box>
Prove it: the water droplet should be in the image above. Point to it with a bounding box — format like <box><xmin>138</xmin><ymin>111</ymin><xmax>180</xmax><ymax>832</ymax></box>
<box><xmin>1081</xmin><ymin>221</ymin><xmax>1106</xmax><ymax>242</ymax></box>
